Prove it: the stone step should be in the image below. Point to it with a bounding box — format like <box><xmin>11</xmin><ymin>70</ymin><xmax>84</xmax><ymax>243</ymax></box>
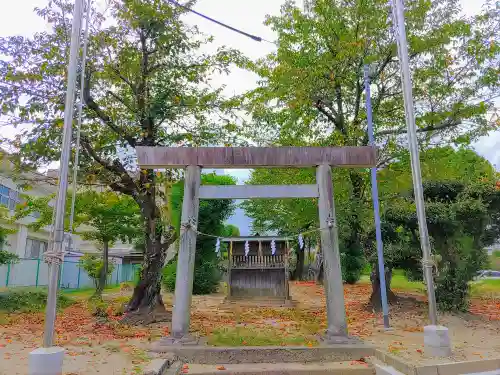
<box><xmin>152</xmin><ymin>344</ymin><xmax>375</xmax><ymax>364</ymax></box>
<box><xmin>179</xmin><ymin>361</ymin><xmax>375</xmax><ymax>375</ymax></box>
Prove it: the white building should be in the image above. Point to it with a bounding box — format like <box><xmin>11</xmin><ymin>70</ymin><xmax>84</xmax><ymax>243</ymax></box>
<box><xmin>0</xmin><ymin>154</ymin><xmax>142</xmax><ymax>265</ymax></box>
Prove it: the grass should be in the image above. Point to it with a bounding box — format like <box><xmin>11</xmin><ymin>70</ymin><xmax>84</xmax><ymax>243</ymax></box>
<box><xmin>470</xmin><ymin>278</ymin><xmax>500</xmax><ymax>298</ymax></box>
<box><xmin>359</xmin><ymin>271</ymin><xmax>425</xmax><ymax>294</ymax></box>
<box><xmin>360</xmin><ymin>269</ymin><xmax>500</xmax><ymax>297</ymax></box>
<box><xmin>61</xmin><ymin>285</ymin><xmax>122</xmax><ymax>299</ymax></box>
<box><xmin>207</xmin><ymin>326</ymin><xmax>318</xmax><ymax>347</ymax></box>
<box><xmin>489</xmin><ymin>251</ymin><xmax>500</xmax><ymax>271</ymax></box>
<box><xmin>0</xmin><ymin>288</ymin><xmax>73</xmax><ymax>313</ymax></box>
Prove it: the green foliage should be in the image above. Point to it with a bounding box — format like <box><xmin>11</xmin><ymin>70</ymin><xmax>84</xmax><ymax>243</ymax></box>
<box><xmin>382</xmin><ymin>181</ymin><xmax>498</xmax><ymax>311</ymax></box>
<box><xmin>88</xmin><ymin>297</ymin><xmax>109</xmax><ymax>318</ymax></box>
<box><xmin>16</xmin><ymin>190</ymin><xmax>142</xmax><ymax>247</ymax></box>
<box><xmin>341</xmin><ymin>243</ymin><xmax>365</xmax><ymax>284</ymax></box>
<box><xmin>0</xmin><ymin>0</ymin><xmax>245</xmax><ymax>309</ymax></box>
<box><xmin>242</xmin><ymin>0</ymin><xmax>500</xmax><ymax>285</ymax></box>
<box><xmin>163</xmin><ymin>173</ymin><xmax>236</xmax><ymax>294</ymax></box>
<box><xmin>161</xmin><ymin>261</ymin><xmax>177</xmax><ymax>293</ymax></box>
<box><xmin>0</xmin><ymin>288</ymin><xmax>73</xmax><ymax>313</ymax></box>
<box><xmin>222</xmin><ymin>224</ymin><xmax>240</xmax><ymax>237</ymax></box>
<box><xmin>0</xmin><ymin>206</ymin><xmax>17</xmax><ymax>263</ymax></box>
<box><xmin>245</xmin><ymin>1</ymin><xmax>499</xmax><ymax>148</ymax></box>
<box><xmin>378</xmin><ymin>147</ymin><xmax>497</xmax><ymax>199</ymax></box>
<box><xmin>78</xmin><ymin>254</ymin><xmax>116</xmax><ymax>289</ymax></box>
<box><xmin>162</xmin><ymin>259</ymin><xmax>221</xmax><ymax>295</ymax></box>
<box><xmin>0</xmin><ymin>250</ymin><xmax>18</xmax><ymax>265</ymax></box>
<box><xmin>242</xmin><ymin>167</ymin><xmax>367</xmax><ymax>284</ymax></box>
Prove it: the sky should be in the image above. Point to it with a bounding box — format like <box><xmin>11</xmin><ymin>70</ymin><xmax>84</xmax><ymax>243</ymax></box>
<box><xmin>0</xmin><ymin>0</ymin><xmax>499</xmax><ymax>235</ymax></box>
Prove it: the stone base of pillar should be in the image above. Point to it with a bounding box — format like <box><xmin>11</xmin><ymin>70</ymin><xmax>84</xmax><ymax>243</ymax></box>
<box><xmin>151</xmin><ymin>335</ymin><xmax>201</xmax><ymax>351</ymax></box>
<box><xmin>320</xmin><ymin>330</ymin><xmax>361</xmax><ymax>345</ymax></box>
<box><xmin>29</xmin><ymin>347</ymin><xmax>65</xmax><ymax>375</ymax></box>
<box><xmin>424</xmin><ymin>325</ymin><xmax>452</xmax><ymax>357</ymax></box>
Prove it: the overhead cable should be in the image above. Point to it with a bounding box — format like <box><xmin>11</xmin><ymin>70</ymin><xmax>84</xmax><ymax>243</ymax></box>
<box><xmin>166</xmin><ymin>0</ymin><xmax>275</xmax><ymax>44</ymax></box>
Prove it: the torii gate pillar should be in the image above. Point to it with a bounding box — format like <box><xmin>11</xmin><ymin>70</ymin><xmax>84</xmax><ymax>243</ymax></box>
<box><xmin>317</xmin><ymin>164</ymin><xmax>348</xmax><ymax>340</ymax></box>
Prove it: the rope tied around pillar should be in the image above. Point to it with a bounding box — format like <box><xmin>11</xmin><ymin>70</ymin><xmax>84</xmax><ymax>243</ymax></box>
<box><xmin>43</xmin><ymin>251</ymin><xmax>67</xmax><ymax>265</ymax></box>
<box><xmin>326</xmin><ymin>214</ymin><xmax>335</xmax><ymax>228</ymax></box>
<box><xmin>180</xmin><ymin>216</ymin><xmax>197</xmax><ymax>233</ymax></box>
<box><xmin>421</xmin><ymin>254</ymin><xmax>441</xmax><ymax>277</ymax></box>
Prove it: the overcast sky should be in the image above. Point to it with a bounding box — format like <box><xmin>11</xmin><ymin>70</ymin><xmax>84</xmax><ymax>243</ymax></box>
<box><xmin>1</xmin><ymin>0</ymin><xmax>498</xmax><ymax>234</ymax></box>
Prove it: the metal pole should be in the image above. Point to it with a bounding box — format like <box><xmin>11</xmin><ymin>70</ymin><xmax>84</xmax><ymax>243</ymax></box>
<box><xmin>43</xmin><ymin>0</ymin><xmax>84</xmax><ymax>347</ymax></box>
<box><xmin>390</xmin><ymin>0</ymin><xmax>438</xmax><ymax>325</ymax></box>
<box><xmin>35</xmin><ymin>258</ymin><xmax>41</xmax><ymax>287</ymax></box>
<box><xmin>68</xmin><ymin>0</ymin><xmax>92</xmax><ymax>252</ymax></box>
<box><xmin>364</xmin><ymin>65</ymin><xmax>390</xmax><ymax>329</ymax></box>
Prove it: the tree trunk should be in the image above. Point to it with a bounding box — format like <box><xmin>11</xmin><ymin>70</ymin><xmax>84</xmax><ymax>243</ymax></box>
<box><xmin>122</xmin><ymin>211</ymin><xmax>175</xmax><ymax>325</ymax></box>
<box><xmin>96</xmin><ymin>241</ymin><xmax>109</xmax><ymax>296</ymax></box>
<box><xmin>293</xmin><ymin>246</ymin><xmax>305</xmax><ymax>280</ymax></box>
<box><xmin>369</xmin><ymin>265</ymin><xmax>398</xmax><ymax>311</ymax></box>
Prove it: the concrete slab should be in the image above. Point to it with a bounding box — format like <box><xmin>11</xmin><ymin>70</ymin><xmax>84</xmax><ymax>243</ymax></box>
<box><xmin>142</xmin><ymin>358</ymin><xmax>172</xmax><ymax>375</ymax></box>
<box><xmin>151</xmin><ymin>344</ymin><xmax>375</xmax><ymax>364</ymax></box>
<box><xmin>182</xmin><ymin>361</ymin><xmax>375</xmax><ymax>375</ymax></box>
<box><xmin>375</xmin><ymin>364</ymin><xmax>405</xmax><ymax>375</ymax></box>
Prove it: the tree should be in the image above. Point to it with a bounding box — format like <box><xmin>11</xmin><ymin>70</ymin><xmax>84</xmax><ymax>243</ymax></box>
<box><xmin>242</xmin><ymin>0</ymin><xmax>500</xmax><ymax>283</ymax></box>
<box><xmin>365</xmin><ymin>147</ymin><xmax>498</xmax><ymax>308</ymax></box>
<box><xmin>222</xmin><ymin>224</ymin><xmax>240</xmax><ymax>237</ymax></box>
<box><xmin>0</xmin><ymin>0</ymin><xmax>243</xmax><ymax>322</ymax></box>
<box><xmin>0</xmin><ymin>206</ymin><xmax>17</xmax><ymax>265</ymax></box>
<box><xmin>241</xmin><ymin>168</ymin><xmax>366</xmax><ymax>283</ymax></box>
<box><xmin>0</xmin><ymin>250</ymin><xmax>18</xmax><ymax>266</ymax></box>
<box><xmin>381</xmin><ymin>180</ymin><xmax>499</xmax><ymax>311</ymax></box>
<box><xmin>78</xmin><ymin>253</ymin><xmax>116</xmax><ymax>292</ymax></box>
<box><xmin>16</xmin><ymin>190</ymin><xmax>141</xmax><ymax>296</ymax></box>
<box><xmin>378</xmin><ymin>147</ymin><xmax>497</xmax><ymax>199</ymax></box>
<box><xmin>163</xmin><ymin>173</ymin><xmax>236</xmax><ymax>294</ymax></box>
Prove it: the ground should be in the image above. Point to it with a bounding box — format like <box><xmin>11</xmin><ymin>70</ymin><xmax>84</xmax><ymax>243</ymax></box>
<box><xmin>0</xmin><ymin>278</ymin><xmax>499</xmax><ymax>374</ymax></box>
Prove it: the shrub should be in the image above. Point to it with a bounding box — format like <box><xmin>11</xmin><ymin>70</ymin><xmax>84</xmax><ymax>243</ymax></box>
<box><xmin>88</xmin><ymin>297</ymin><xmax>108</xmax><ymax>317</ymax></box>
<box><xmin>162</xmin><ymin>262</ymin><xmax>177</xmax><ymax>293</ymax></box>
<box><xmin>78</xmin><ymin>254</ymin><xmax>115</xmax><ymax>289</ymax></box>
<box><xmin>435</xmin><ymin>236</ymin><xmax>488</xmax><ymax>311</ymax></box>
<box><xmin>162</xmin><ymin>260</ymin><xmax>221</xmax><ymax>295</ymax></box>
<box><xmin>0</xmin><ymin>250</ymin><xmax>18</xmax><ymax>265</ymax></box>
<box><xmin>0</xmin><ymin>288</ymin><xmax>73</xmax><ymax>313</ymax></box>
<box><xmin>340</xmin><ymin>242</ymin><xmax>364</xmax><ymax>284</ymax></box>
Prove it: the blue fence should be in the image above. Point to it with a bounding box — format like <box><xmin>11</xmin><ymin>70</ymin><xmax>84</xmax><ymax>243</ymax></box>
<box><xmin>0</xmin><ymin>258</ymin><xmax>140</xmax><ymax>289</ymax></box>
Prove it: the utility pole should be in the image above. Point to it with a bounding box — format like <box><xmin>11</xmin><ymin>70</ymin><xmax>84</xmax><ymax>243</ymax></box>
<box><xmin>390</xmin><ymin>0</ymin><xmax>440</xmax><ymax>326</ymax></box>
<box><xmin>44</xmin><ymin>0</ymin><xmax>85</xmax><ymax>349</ymax></box>
<box><xmin>30</xmin><ymin>3</ymin><xmax>84</xmax><ymax>373</ymax></box>
<box><xmin>364</xmin><ymin>65</ymin><xmax>390</xmax><ymax>329</ymax></box>
<box><xmin>30</xmin><ymin>1</ymin><xmax>87</xmax><ymax>370</ymax></box>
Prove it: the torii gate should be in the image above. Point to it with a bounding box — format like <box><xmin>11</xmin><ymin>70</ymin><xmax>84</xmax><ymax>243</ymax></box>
<box><xmin>136</xmin><ymin>146</ymin><xmax>376</xmax><ymax>344</ymax></box>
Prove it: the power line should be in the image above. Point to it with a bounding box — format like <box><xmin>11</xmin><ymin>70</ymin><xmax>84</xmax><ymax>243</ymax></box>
<box><xmin>166</xmin><ymin>0</ymin><xmax>275</xmax><ymax>45</ymax></box>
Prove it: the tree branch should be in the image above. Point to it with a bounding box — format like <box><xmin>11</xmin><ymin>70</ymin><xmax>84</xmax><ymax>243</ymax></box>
<box><xmin>106</xmin><ymin>90</ymin><xmax>136</xmax><ymax>113</ymax></box>
<box><xmin>110</xmin><ymin>66</ymin><xmax>137</xmax><ymax>96</ymax></box>
<box><xmin>377</xmin><ymin>118</ymin><xmax>461</xmax><ymax>136</ymax></box>
<box><xmin>80</xmin><ymin>135</ymin><xmax>138</xmax><ymax>196</ymax></box>
<box><xmin>335</xmin><ymin>83</ymin><xmax>347</xmax><ymax>136</ymax></box>
<box><xmin>83</xmin><ymin>74</ymin><xmax>137</xmax><ymax>148</ymax></box>
<box><xmin>315</xmin><ymin>101</ymin><xmax>337</xmax><ymax>124</ymax></box>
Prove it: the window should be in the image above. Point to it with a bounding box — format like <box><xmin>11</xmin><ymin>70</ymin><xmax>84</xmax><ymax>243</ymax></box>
<box><xmin>0</xmin><ymin>184</ymin><xmax>20</xmax><ymax>211</ymax></box>
<box><xmin>25</xmin><ymin>238</ymin><xmax>48</xmax><ymax>259</ymax></box>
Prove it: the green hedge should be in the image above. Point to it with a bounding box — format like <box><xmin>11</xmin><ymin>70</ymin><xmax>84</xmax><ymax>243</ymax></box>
<box><xmin>162</xmin><ymin>260</ymin><xmax>221</xmax><ymax>295</ymax></box>
<box><xmin>0</xmin><ymin>288</ymin><xmax>73</xmax><ymax>313</ymax></box>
